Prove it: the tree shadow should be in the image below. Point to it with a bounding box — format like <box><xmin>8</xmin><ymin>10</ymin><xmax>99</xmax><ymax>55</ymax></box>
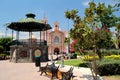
<box><xmin>80</xmin><ymin>74</ymin><xmax>102</xmax><ymax>80</ymax></box>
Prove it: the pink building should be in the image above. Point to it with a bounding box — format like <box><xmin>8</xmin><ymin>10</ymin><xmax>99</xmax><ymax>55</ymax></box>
<box><xmin>47</xmin><ymin>21</ymin><xmax>68</xmax><ymax>54</ymax></box>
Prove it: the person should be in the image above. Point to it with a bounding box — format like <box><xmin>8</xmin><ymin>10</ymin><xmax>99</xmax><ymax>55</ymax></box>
<box><xmin>34</xmin><ymin>50</ymin><xmax>41</xmax><ymax>71</ymax></box>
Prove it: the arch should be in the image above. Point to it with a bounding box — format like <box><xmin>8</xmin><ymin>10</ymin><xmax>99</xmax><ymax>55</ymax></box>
<box><xmin>54</xmin><ymin>36</ymin><xmax>59</xmax><ymax>44</ymax></box>
<box><xmin>34</xmin><ymin>49</ymin><xmax>41</xmax><ymax>57</ymax></box>
<box><xmin>54</xmin><ymin>48</ymin><xmax>59</xmax><ymax>54</ymax></box>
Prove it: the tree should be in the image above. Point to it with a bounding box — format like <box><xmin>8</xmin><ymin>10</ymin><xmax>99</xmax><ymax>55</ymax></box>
<box><xmin>65</xmin><ymin>10</ymin><xmax>93</xmax><ymax>51</ymax></box>
<box><xmin>114</xmin><ymin>0</ymin><xmax>120</xmax><ymax>7</ymax></box>
<box><xmin>0</xmin><ymin>45</ymin><xmax>3</xmax><ymax>54</ymax></box>
<box><xmin>65</xmin><ymin>2</ymin><xmax>119</xmax><ymax>79</ymax></box>
<box><xmin>0</xmin><ymin>37</ymin><xmax>12</xmax><ymax>54</ymax></box>
<box><xmin>65</xmin><ymin>1</ymin><xmax>118</xmax><ymax>59</ymax></box>
<box><xmin>115</xmin><ymin>22</ymin><xmax>120</xmax><ymax>49</ymax></box>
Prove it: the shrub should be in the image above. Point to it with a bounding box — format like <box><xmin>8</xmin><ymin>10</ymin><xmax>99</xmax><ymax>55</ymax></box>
<box><xmin>70</xmin><ymin>53</ymin><xmax>77</xmax><ymax>59</ymax></box>
<box><xmin>82</xmin><ymin>55</ymin><xmax>120</xmax><ymax>61</ymax></box>
<box><xmin>0</xmin><ymin>53</ymin><xmax>7</xmax><ymax>57</ymax></box>
<box><xmin>104</xmin><ymin>55</ymin><xmax>120</xmax><ymax>60</ymax></box>
<box><xmin>97</xmin><ymin>59</ymin><xmax>120</xmax><ymax>76</ymax></box>
<box><xmin>0</xmin><ymin>53</ymin><xmax>7</xmax><ymax>60</ymax></box>
<box><xmin>100</xmin><ymin>49</ymin><xmax>120</xmax><ymax>56</ymax></box>
<box><xmin>78</xmin><ymin>62</ymin><xmax>88</xmax><ymax>67</ymax></box>
<box><xmin>82</xmin><ymin>55</ymin><xmax>99</xmax><ymax>61</ymax></box>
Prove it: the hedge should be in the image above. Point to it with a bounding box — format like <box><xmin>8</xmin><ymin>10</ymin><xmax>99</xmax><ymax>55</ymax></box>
<box><xmin>82</xmin><ymin>55</ymin><xmax>120</xmax><ymax>61</ymax></box>
<box><xmin>100</xmin><ymin>49</ymin><xmax>120</xmax><ymax>56</ymax></box>
<box><xmin>97</xmin><ymin>59</ymin><xmax>120</xmax><ymax>76</ymax></box>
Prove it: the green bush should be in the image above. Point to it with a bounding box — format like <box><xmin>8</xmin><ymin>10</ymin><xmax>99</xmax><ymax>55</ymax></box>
<box><xmin>78</xmin><ymin>62</ymin><xmax>88</xmax><ymax>67</ymax></box>
<box><xmin>70</xmin><ymin>53</ymin><xmax>77</xmax><ymax>59</ymax></box>
<box><xmin>100</xmin><ymin>49</ymin><xmax>120</xmax><ymax>56</ymax></box>
<box><xmin>0</xmin><ymin>53</ymin><xmax>8</xmax><ymax>60</ymax></box>
<box><xmin>0</xmin><ymin>53</ymin><xmax>7</xmax><ymax>57</ymax></box>
<box><xmin>104</xmin><ymin>55</ymin><xmax>120</xmax><ymax>60</ymax></box>
<box><xmin>97</xmin><ymin>59</ymin><xmax>120</xmax><ymax>76</ymax></box>
<box><xmin>82</xmin><ymin>55</ymin><xmax>99</xmax><ymax>61</ymax></box>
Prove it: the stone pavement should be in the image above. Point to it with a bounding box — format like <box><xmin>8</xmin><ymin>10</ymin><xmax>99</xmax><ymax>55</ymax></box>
<box><xmin>0</xmin><ymin>60</ymin><xmax>103</xmax><ymax>80</ymax></box>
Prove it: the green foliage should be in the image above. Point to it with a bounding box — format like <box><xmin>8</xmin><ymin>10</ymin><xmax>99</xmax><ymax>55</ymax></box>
<box><xmin>0</xmin><ymin>53</ymin><xmax>8</xmax><ymax>57</ymax></box>
<box><xmin>97</xmin><ymin>59</ymin><xmax>120</xmax><ymax>76</ymax></box>
<box><xmin>82</xmin><ymin>55</ymin><xmax>120</xmax><ymax>61</ymax></box>
<box><xmin>104</xmin><ymin>55</ymin><xmax>120</xmax><ymax>59</ymax></box>
<box><xmin>82</xmin><ymin>55</ymin><xmax>99</xmax><ymax>61</ymax></box>
<box><xmin>65</xmin><ymin>10</ymin><xmax>79</xmax><ymax>20</ymax></box>
<box><xmin>0</xmin><ymin>45</ymin><xmax>4</xmax><ymax>51</ymax></box>
<box><xmin>64</xmin><ymin>1</ymin><xmax>118</xmax><ymax>54</ymax></box>
<box><xmin>0</xmin><ymin>37</ymin><xmax>12</xmax><ymax>54</ymax></box>
<box><xmin>64</xmin><ymin>1</ymin><xmax>120</xmax><ymax>65</ymax></box>
<box><xmin>70</xmin><ymin>53</ymin><xmax>77</xmax><ymax>59</ymax></box>
<box><xmin>114</xmin><ymin>20</ymin><xmax>120</xmax><ymax>49</ymax></box>
<box><xmin>101</xmin><ymin>49</ymin><xmax>120</xmax><ymax>56</ymax></box>
<box><xmin>95</xmin><ymin>28</ymin><xmax>113</xmax><ymax>49</ymax></box>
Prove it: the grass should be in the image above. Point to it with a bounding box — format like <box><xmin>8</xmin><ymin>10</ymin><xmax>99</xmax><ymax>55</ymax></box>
<box><xmin>56</xmin><ymin>59</ymin><xmax>88</xmax><ymax>67</ymax></box>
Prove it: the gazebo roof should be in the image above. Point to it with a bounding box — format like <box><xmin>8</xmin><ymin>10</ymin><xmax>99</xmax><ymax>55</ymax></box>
<box><xmin>6</xmin><ymin>13</ymin><xmax>52</xmax><ymax>32</ymax></box>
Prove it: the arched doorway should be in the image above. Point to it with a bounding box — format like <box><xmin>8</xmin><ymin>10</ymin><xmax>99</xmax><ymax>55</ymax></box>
<box><xmin>33</xmin><ymin>49</ymin><xmax>41</xmax><ymax>62</ymax></box>
<box><xmin>54</xmin><ymin>48</ymin><xmax>59</xmax><ymax>54</ymax></box>
<box><xmin>34</xmin><ymin>49</ymin><xmax>41</xmax><ymax>57</ymax></box>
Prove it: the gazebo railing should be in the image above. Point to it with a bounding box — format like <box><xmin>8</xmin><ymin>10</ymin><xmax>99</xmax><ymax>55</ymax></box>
<box><xmin>12</xmin><ymin>39</ymin><xmax>47</xmax><ymax>46</ymax></box>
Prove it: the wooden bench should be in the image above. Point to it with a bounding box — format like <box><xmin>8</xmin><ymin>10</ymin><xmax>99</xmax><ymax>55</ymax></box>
<box><xmin>40</xmin><ymin>63</ymin><xmax>48</xmax><ymax>75</ymax></box>
<box><xmin>58</xmin><ymin>67</ymin><xmax>74</xmax><ymax>80</ymax></box>
<box><xmin>40</xmin><ymin>62</ymin><xmax>60</xmax><ymax>80</ymax></box>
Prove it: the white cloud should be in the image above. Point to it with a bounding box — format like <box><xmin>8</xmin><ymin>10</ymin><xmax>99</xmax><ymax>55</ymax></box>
<box><xmin>82</xmin><ymin>1</ymin><xmax>90</xmax><ymax>6</ymax></box>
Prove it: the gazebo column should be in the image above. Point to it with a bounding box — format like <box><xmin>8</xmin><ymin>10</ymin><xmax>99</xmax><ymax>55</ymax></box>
<box><xmin>29</xmin><ymin>32</ymin><xmax>33</xmax><ymax>62</ymax></box>
<box><xmin>15</xmin><ymin>31</ymin><xmax>19</xmax><ymax>63</ymax></box>
<box><xmin>12</xmin><ymin>30</ymin><xmax>14</xmax><ymax>40</ymax></box>
<box><xmin>43</xmin><ymin>31</ymin><xmax>45</xmax><ymax>41</ymax></box>
<box><xmin>10</xmin><ymin>30</ymin><xmax>14</xmax><ymax>62</ymax></box>
<box><xmin>16</xmin><ymin>31</ymin><xmax>19</xmax><ymax>40</ymax></box>
<box><xmin>29</xmin><ymin>48</ymin><xmax>32</xmax><ymax>62</ymax></box>
<box><xmin>40</xmin><ymin>31</ymin><xmax>41</xmax><ymax>45</ymax></box>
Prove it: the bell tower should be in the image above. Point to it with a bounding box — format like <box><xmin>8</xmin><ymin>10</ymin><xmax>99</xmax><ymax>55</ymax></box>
<box><xmin>54</xmin><ymin>21</ymin><xmax>59</xmax><ymax>30</ymax></box>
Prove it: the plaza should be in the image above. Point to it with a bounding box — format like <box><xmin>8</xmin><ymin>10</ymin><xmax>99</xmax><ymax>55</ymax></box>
<box><xmin>0</xmin><ymin>55</ymin><xmax>102</xmax><ymax>80</ymax></box>
<box><xmin>0</xmin><ymin>1</ymin><xmax>119</xmax><ymax>80</ymax></box>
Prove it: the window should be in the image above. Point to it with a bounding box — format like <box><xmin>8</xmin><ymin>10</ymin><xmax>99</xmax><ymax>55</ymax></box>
<box><xmin>54</xmin><ymin>36</ymin><xmax>59</xmax><ymax>44</ymax></box>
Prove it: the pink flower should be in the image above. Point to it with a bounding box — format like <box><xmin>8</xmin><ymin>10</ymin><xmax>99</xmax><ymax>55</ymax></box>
<box><xmin>96</xmin><ymin>28</ymin><xmax>100</xmax><ymax>30</ymax></box>
<box><xmin>105</xmin><ymin>29</ymin><xmax>109</xmax><ymax>32</ymax></box>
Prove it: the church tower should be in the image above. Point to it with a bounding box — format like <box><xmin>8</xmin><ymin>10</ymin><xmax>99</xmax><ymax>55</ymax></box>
<box><xmin>47</xmin><ymin>21</ymin><xmax>67</xmax><ymax>54</ymax></box>
<box><xmin>54</xmin><ymin>21</ymin><xmax>59</xmax><ymax>31</ymax></box>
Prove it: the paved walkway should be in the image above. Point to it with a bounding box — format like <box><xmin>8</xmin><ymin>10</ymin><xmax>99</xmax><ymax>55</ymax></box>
<box><xmin>0</xmin><ymin>60</ymin><xmax>103</xmax><ymax>80</ymax></box>
<box><xmin>0</xmin><ymin>53</ymin><xmax>104</xmax><ymax>80</ymax></box>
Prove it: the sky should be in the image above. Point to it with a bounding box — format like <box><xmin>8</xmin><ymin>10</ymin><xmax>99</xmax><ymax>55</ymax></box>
<box><xmin>0</xmin><ymin>0</ymin><xmax>119</xmax><ymax>39</ymax></box>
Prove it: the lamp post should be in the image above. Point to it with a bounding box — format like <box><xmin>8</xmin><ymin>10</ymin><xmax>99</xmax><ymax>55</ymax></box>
<box><xmin>67</xmin><ymin>19</ymin><xmax>71</xmax><ymax>60</ymax></box>
<box><xmin>5</xmin><ymin>27</ymin><xmax>8</xmax><ymax>37</ymax></box>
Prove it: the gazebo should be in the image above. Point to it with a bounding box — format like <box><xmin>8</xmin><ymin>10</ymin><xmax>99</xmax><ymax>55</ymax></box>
<box><xmin>6</xmin><ymin>13</ymin><xmax>52</xmax><ymax>62</ymax></box>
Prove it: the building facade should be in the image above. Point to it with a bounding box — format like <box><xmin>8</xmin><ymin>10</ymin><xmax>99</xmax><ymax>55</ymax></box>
<box><xmin>47</xmin><ymin>22</ymin><xmax>68</xmax><ymax>54</ymax></box>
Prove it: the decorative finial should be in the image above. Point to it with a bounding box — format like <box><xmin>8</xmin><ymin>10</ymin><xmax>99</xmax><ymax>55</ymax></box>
<box><xmin>26</xmin><ymin>13</ymin><xmax>36</xmax><ymax>18</ymax></box>
<box><xmin>54</xmin><ymin>21</ymin><xmax>59</xmax><ymax>27</ymax></box>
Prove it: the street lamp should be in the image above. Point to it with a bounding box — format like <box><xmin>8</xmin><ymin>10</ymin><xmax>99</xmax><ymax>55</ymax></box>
<box><xmin>67</xmin><ymin>19</ymin><xmax>71</xmax><ymax>59</ymax></box>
